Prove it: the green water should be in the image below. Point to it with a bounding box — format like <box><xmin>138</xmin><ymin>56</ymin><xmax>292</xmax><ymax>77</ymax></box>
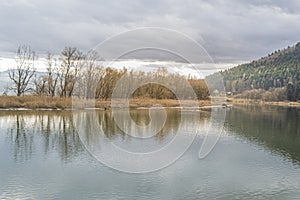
<box><xmin>0</xmin><ymin>106</ymin><xmax>300</xmax><ymax>199</ymax></box>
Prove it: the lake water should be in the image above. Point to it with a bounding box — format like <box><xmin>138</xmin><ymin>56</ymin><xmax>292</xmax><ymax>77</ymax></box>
<box><xmin>0</xmin><ymin>106</ymin><xmax>300</xmax><ymax>199</ymax></box>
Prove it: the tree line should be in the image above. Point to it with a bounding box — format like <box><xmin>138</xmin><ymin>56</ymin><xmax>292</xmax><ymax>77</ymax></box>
<box><xmin>6</xmin><ymin>45</ymin><xmax>210</xmax><ymax>100</ymax></box>
<box><xmin>208</xmin><ymin>42</ymin><xmax>300</xmax><ymax>101</ymax></box>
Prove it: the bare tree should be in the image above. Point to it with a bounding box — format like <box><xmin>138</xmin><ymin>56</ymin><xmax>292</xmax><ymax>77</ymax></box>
<box><xmin>33</xmin><ymin>53</ymin><xmax>59</xmax><ymax>96</ymax></box>
<box><xmin>80</xmin><ymin>50</ymin><xmax>103</xmax><ymax>99</ymax></box>
<box><xmin>46</xmin><ymin>53</ymin><xmax>59</xmax><ymax>97</ymax></box>
<box><xmin>9</xmin><ymin>46</ymin><xmax>36</xmax><ymax>96</ymax></box>
<box><xmin>96</xmin><ymin>68</ymin><xmax>126</xmax><ymax>100</ymax></box>
<box><xmin>59</xmin><ymin>47</ymin><xmax>84</xmax><ymax>97</ymax></box>
<box><xmin>34</xmin><ymin>75</ymin><xmax>47</xmax><ymax>95</ymax></box>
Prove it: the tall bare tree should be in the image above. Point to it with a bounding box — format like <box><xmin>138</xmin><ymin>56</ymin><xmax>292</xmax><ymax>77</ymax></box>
<box><xmin>9</xmin><ymin>45</ymin><xmax>36</xmax><ymax>96</ymax></box>
<box><xmin>34</xmin><ymin>53</ymin><xmax>59</xmax><ymax>96</ymax></box>
<box><xmin>59</xmin><ymin>47</ymin><xmax>84</xmax><ymax>97</ymax></box>
<box><xmin>46</xmin><ymin>53</ymin><xmax>59</xmax><ymax>97</ymax></box>
<box><xmin>96</xmin><ymin>68</ymin><xmax>126</xmax><ymax>100</ymax></box>
<box><xmin>81</xmin><ymin>50</ymin><xmax>103</xmax><ymax>99</ymax></box>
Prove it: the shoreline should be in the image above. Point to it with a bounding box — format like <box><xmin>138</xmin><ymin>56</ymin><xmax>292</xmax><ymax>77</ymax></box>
<box><xmin>0</xmin><ymin>96</ymin><xmax>212</xmax><ymax>110</ymax></box>
<box><xmin>1</xmin><ymin>96</ymin><xmax>300</xmax><ymax>110</ymax></box>
<box><xmin>229</xmin><ymin>98</ymin><xmax>300</xmax><ymax>108</ymax></box>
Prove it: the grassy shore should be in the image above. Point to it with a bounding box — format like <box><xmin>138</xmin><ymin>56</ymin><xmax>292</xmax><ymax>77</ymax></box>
<box><xmin>229</xmin><ymin>98</ymin><xmax>300</xmax><ymax>107</ymax></box>
<box><xmin>1</xmin><ymin>96</ymin><xmax>299</xmax><ymax>110</ymax></box>
<box><xmin>0</xmin><ymin>96</ymin><xmax>212</xmax><ymax>110</ymax></box>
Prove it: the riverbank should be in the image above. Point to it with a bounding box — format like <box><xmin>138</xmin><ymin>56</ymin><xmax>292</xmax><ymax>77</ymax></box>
<box><xmin>0</xmin><ymin>96</ymin><xmax>212</xmax><ymax>110</ymax></box>
<box><xmin>229</xmin><ymin>98</ymin><xmax>300</xmax><ymax>107</ymax></box>
<box><xmin>1</xmin><ymin>96</ymin><xmax>299</xmax><ymax>110</ymax></box>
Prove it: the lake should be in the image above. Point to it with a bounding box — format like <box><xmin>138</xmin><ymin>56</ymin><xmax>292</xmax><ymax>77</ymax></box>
<box><xmin>1</xmin><ymin>106</ymin><xmax>300</xmax><ymax>199</ymax></box>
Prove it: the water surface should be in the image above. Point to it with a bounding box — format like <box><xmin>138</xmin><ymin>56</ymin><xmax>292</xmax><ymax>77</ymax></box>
<box><xmin>0</xmin><ymin>106</ymin><xmax>300</xmax><ymax>199</ymax></box>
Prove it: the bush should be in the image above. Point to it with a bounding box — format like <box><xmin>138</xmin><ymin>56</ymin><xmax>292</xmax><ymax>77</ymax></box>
<box><xmin>262</xmin><ymin>91</ymin><xmax>277</xmax><ymax>101</ymax></box>
<box><xmin>235</xmin><ymin>87</ymin><xmax>288</xmax><ymax>102</ymax></box>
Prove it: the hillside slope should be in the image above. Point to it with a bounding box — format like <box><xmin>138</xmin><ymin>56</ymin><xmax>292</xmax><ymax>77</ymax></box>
<box><xmin>211</xmin><ymin>42</ymin><xmax>300</xmax><ymax>101</ymax></box>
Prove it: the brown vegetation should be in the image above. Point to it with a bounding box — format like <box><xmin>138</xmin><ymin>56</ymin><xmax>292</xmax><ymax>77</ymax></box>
<box><xmin>6</xmin><ymin>45</ymin><xmax>211</xmax><ymax>102</ymax></box>
<box><xmin>229</xmin><ymin>97</ymin><xmax>300</xmax><ymax>107</ymax></box>
<box><xmin>234</xmin><ymin>87</ymin><xmax>288</xmax><ymax>102</ymax></box>
<box><xmin>0</xmin><ymin>96</ymin><xmax>72</xmax><ymax>109</ymax></box>
<box><xmin>0</xmin><ymin>96</ymin><xmax>211</xmax><ymax>110</ymax></box>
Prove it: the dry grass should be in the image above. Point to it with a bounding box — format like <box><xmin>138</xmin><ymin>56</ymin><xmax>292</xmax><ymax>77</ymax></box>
<box><xmin>0</xmin><ymin>96</ymin><xmax>72</xmax><ymax>109</ymax></box>
<box><xmin>0</xmin><ymin>96</ymin><xmax>212</xmax><ymax>109</ymax></box>
<box><xmin>229</xmin><ymin>98</ymin><xmax>300</xmax><ymax>107</ymax></box>
<box><xmin>2</xmin><ymin>95</ymin><xmax>298</xmax><ymax>110</ymax></box>
<box><xmin>128</xmin><ymin>98</ymin><xmax>211</xmax><ymax>108</ymax></box>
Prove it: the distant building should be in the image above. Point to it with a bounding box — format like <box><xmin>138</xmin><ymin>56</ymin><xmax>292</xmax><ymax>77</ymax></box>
<box><xmin>226</xmin><ymin>92</ymin><xmax>232</xmax><ymax>96</ymax></box>
<box><xmin>212</xmin><ymin>89</ymin><xmax>219</xmax><ymax>95</ymax></box>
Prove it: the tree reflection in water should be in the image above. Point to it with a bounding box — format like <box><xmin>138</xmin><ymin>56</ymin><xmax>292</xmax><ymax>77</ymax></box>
<box><xmin>225</xmin><ymin>105</ymin><xmax>300</xmax><ymax>164</ymax></box>
<box><xmin>0</xmin><ymin>109</ymin><xmax>211</xmax><ymax>163</ymax></box>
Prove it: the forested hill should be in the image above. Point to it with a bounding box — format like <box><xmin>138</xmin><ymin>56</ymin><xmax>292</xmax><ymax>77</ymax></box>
<box><xmin>210</xmin><ymin>42</ymin><xmax>300</xmax><ymax>101</ymax></box>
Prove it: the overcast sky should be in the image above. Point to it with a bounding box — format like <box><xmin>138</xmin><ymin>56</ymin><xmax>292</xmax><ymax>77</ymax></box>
<box><xmin>0</xmin><ymin>0</ymin><xmax>300</xmax><ymax>63</ymax></box>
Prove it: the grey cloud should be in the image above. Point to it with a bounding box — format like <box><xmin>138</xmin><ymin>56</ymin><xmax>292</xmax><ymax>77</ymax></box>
<box><xmin>0</xmin><ymin>0</ymin><xmax>299</xmax><ymax>63</ymax></box>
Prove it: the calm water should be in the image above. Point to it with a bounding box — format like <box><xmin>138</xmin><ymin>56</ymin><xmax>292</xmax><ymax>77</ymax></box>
<box><xmin>0</xmin><ymin>106</ymin><xmax>300</xmax><ymax>199</ymax></box>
